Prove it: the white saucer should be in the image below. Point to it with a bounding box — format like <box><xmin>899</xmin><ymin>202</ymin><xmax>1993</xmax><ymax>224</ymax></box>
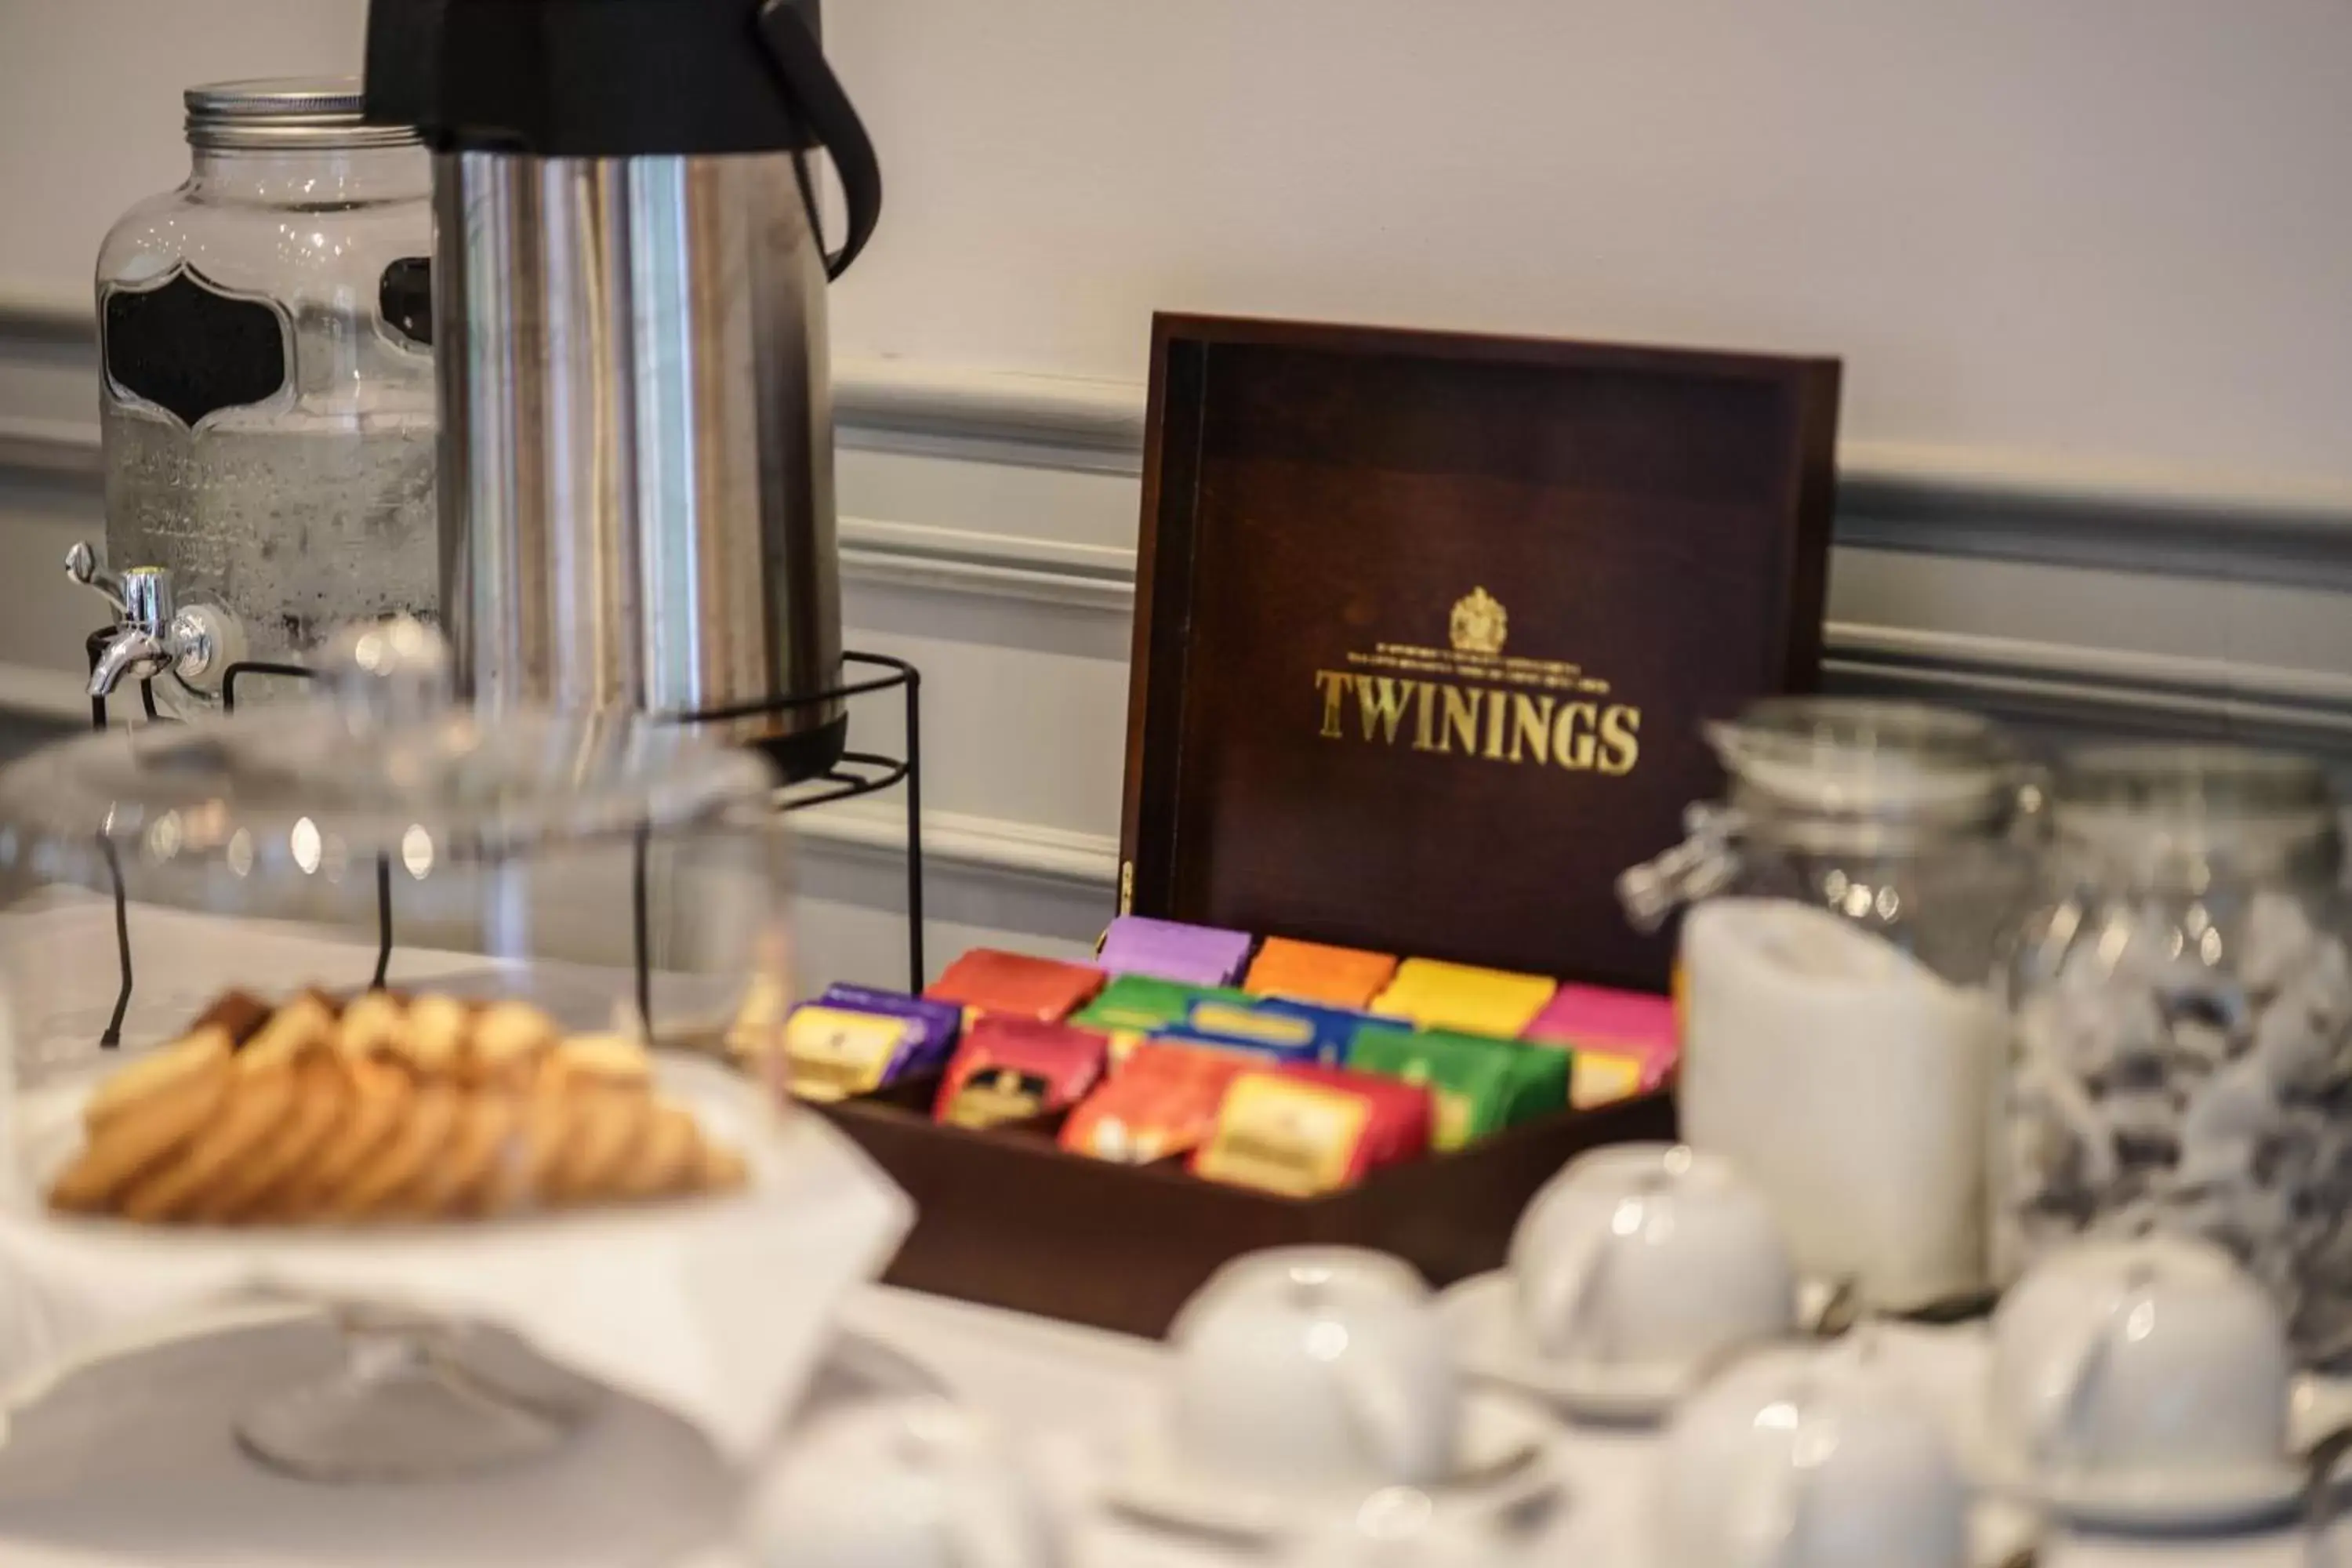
<box><xmin>2040</xmin><ymin>1459</ymin><xmax>2308</xmax><ymax>1533</ymax></box>
<box><xmin>1437</xmin><ymin>1271</ymin><xmax>1699</xmax><ymax>1425</ymax></box>
<box><xmin>1971</xmin><ymin>1436</ymin><xmax>2307</xmax><ymax>1533</ymax></box>
<box><xmin>1099</xmin><ymin>1387</ymin><xmax>1568</xmax><ymax>1547</ymax></box>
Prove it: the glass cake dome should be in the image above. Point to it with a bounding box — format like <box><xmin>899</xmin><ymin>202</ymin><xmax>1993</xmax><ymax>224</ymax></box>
<box><xmin>0</xmin><ymin>617</ymin><xmax>792</xmax><ymax>1113</ymax></box>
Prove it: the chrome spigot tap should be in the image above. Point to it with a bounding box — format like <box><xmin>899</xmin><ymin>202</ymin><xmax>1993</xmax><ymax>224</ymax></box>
<box><xmin>68</xmin><ymin>543</ymin><xmax>241</xmax><ymax>702</ymax></box>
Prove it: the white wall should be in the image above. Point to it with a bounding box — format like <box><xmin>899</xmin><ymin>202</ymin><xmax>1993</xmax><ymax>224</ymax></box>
<box><xmin>5</xmin><ymin>0</ymin><xmax>2351</xmax><ymax>491</ymax></box>
<box><xmin>3</xmin><ymin>0</ymin><xmax>2351</xmax><ymax>990</ymax></box>
<box><xmin>825</xmin><ymin>0</ymin><xmax>2352</xmax><ymax>493</ymax></box>
<box><xmin>0</xmin><ymin>1</ymin><xmax>366</xmax><ymax>289</ymax></box>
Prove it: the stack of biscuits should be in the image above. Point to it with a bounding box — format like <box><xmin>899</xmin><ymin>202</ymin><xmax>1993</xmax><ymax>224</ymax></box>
<box><xmin>48</xmin><ymin>989</ymin><xmax>748</xmax><ymax>1225</ymax></box>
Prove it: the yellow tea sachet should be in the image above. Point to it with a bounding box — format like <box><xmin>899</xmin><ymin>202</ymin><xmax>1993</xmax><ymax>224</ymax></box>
<box><xmin>1371</xmin><ymin>958</ymin><xmax>1556</xmax><ymax>1039</ymax></box>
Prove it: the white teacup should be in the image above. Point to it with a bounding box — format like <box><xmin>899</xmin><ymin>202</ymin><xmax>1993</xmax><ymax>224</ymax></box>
<box><xmin>1511</xmin><ymin>1143</ymin><xmax>1798</xmax><ymax>1379</ymax></box>
<box><xmin>1989</xmin><ymin>1236</ymin><xmax>2291</xmax><ymax>1490</ymax></box>
<box><xmin>746</xmin><ymin>1397</ymin><xmax>1062</xmax><ymax>1568</ymax></box>
<box><xmin>1168</xmin><ymin>1247</ymin><xmax>1460</xmax><ymax>1495</ymax></box>
<box><xmin>1655</xmin><ymin>1338</ymin><xmax>1968</xmax><ymax>1568</ymax></box>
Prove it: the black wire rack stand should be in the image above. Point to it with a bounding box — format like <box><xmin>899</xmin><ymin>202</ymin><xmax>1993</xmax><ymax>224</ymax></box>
<box><xmin>82</xmin><ymin>634</ymin><xmax>924</xmax><ymax>1048</ymax></box>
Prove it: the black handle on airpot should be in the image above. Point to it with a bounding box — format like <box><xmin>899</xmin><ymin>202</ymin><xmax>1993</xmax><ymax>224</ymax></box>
<box><xmin>361</xmin><ymin>0</ymin><xmax>883</xmax><ymax>278</ymax></box>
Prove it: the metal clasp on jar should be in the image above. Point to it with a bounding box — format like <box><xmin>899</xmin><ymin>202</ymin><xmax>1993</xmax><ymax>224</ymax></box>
<box><xmin>1618</xmin><ymin>801</ymin><xmax>1749</xmax><ymax>933</ymax></box>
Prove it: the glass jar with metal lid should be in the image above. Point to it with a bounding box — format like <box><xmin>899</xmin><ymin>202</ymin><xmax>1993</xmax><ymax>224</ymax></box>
<box><xmin>86</xmin><ymin>78</ymin><xmax>436</xmax><ymax>719</ymax></box>
<box><xmin>1620</xmin><ymin>699</ymin><xmax>2041</xmax><ymax>1313</ymax></box>
<box><xmin>2000</xmin><ymin>744</ymin><xmax>2352</xmax><ymax>1365</ymax></box>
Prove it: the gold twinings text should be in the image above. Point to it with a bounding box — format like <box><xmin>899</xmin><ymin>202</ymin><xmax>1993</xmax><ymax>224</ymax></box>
<box><xmin>1316</xmin><ymin>670</ymin><xmax>1639</xmax><ymax>775</ymax></box>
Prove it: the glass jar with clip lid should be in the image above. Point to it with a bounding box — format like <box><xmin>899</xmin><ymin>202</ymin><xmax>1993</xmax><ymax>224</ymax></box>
<box><xmin>2000</xmin><ymin>744</ymin><xmax>2352</xmax><ymax>1367</ymax></box>
<box><xmin>1619</xmin><ymin>698</ymin><xmax>2041</xmax><ymax>1314</ymax></box>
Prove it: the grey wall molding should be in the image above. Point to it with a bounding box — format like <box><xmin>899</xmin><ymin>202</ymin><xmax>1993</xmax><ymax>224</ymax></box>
<box><xmin>11</xmin><ymin>285</ymin><xmax>2352</xmax><ymax>588</ymax></box>
<box><xmin>8</xmin><ymin>285</ymin><xmax>2352</xmax><ymax>766</ymax></box>
<box><xmin>0</xmin><ymin>416</ymin><xmax>99</xmax><ymax>483</ymax></box>
<box><xmin>830</xmin><ymin>516</ymin><xmax>2352</xmax><ymax>762</ymax></box>
<box><xmin>0</xmin><ymin>285</ymin><xmax>90</xmax><ymax>342</ymax></box>
<box><xmin>1835</xmin><ymin>459</ymin><xmax>2352</xmax><ymax>597</ymax></box>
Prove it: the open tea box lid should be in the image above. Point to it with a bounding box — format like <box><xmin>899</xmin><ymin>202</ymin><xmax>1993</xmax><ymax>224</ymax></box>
<box><xmin>1119</xmin><ymin>315</ymin><xmax>1841</xmax><ymax>993</ymax></box>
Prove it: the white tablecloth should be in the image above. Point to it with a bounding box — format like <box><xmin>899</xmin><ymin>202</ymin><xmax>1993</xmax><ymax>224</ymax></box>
<box><xmin>832</xmin><ymin>1288</ymin><xmax>2330</xmax><ymax>1568</ymax></box>
<box><xmin>0</xmin><ymin>898</ymin><xmax>2332</xmax><ymax>1565</ymax></box>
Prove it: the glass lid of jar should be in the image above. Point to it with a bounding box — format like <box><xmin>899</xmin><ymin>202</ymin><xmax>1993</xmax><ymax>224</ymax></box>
<box><xmin>2056</xmin><ymin>743</ymin><xmax>2332</xmax><ymax>818</ymax></box>
<box><xmin>1707</xmin><ymin>698</ymin><xmax>2015</xmax><ymax>823</ymax></box>
<box><xmin>2051</xmin><ymin>742</ymin><xmax>2339</xmax><ymax>876</ymax></box>
<box><xmin>0</xmin><ymin>622</ymin><xmax>776</xmax><ymax>889</ymax></box>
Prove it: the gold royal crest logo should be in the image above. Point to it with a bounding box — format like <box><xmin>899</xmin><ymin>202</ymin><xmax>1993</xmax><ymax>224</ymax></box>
<box><xmin>1449</xmin><ymin>586</ymin><xmax>1508</xmax><ymax>656</ymax></box>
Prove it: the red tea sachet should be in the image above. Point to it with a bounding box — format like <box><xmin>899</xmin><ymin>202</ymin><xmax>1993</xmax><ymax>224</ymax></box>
<box><xmin>934</xmin><ymin>1017</ymin><xmax>1109</xmax><ymax>1131</ymax></box>
<box><xmin>1269</xmin><ymin>1062</ymin><xmax>1434</xmax><ymax>1169</ymax></box>
<box><xmin>924</xmin><ymin>949</ymin><xmax>1105</xmax><ymax>1023</ymax></box>
<box><xmin>1060</xmin><ymin>1041</ymin><xmax>1246</xmax><ymax>1165</ymax></box>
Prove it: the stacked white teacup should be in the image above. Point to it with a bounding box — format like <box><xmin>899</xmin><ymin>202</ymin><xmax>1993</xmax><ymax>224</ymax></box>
<box><xmin>1105</xmin><ymin>1244</ymin><xmax>1566</xmax><ymax>1555</ymax></box>
<box><xmin>1978</xmin><ymin>1235</ymin><xmax>2313</xmax><ymax>1531</ymax></box>
<box><xmin>1443</xmin><ymin>1142</ymin><xmax>1803</xmax><ymax>1423</ymax></box>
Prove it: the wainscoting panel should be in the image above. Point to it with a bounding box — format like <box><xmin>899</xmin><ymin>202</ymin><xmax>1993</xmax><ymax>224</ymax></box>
<box><xmin>7</xmin><ymin>292</ymin><xmax>2351</xmax><ymax>983</ymax></box>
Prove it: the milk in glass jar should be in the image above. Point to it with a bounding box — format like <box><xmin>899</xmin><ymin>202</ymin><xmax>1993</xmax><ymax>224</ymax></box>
<box><xmin>1621</xmin><ymin>699</ymin><xmax>2039</xmax><ymax>1312</ymax></box>
<box><xmin>91</xmin><ymin>79</ymin><xmax>434</xmax><ymax>716</ymax></box>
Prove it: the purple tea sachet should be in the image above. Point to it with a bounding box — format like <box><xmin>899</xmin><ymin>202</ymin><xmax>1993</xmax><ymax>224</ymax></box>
<box><xmin>1095</xmin><ymin>916</ymin><xmax>1256</xmax><ymax>989</ymax></box>
<box><xmin>817</xmin><ymin>983</ymin><xmax>964</xmax><ymax>1074</ymax></box>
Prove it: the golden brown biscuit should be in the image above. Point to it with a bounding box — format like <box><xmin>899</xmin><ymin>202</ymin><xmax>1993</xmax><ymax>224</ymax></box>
<box><xmin>239</xmin><ymin>996</ymin><xmax>335</xmax><ymax>1074</ymax></box>
<box><xmin>49</xmin><ymin>1069</ymin><xmax>230</xmax><ymax>1214</ymax></box>
<box><xmin>612</xmin><ymin>1101</ymin><xmax>701</xmax><ymax>1200</ymax></box>
<box><xmin>401</xmin><ymin>993</ymin><xmax>471</xmax><ymax>1079</ymax></box>
<box><xmin>497</xmin><ymin>1083</ymin><xmax>578</xmax><ymax>1213</ymax></box>
<box><xmin>193</xmin><ymin>991</ymin><xmax>274</xmax><ymax>1048</ymax></box>
<box><xmin>396</xmin><ymin>1091</ymin><xmax>518</xmax><ymax>1218</ymax></box>
<box><xmin>118</xmin><ymin>1064</ymin><xmax>298</xmax><ymax>1224</ymax></box>
<box><xmin>278</xmin><ymin>1057</ymin><xmax>413</xmax><ymax>1218</ymax></box>
<box><xmin>324</xmin><ymin>1080</ymin><xmax>460</xmax><ymax>1220</ymax></box>
<box><xmin>64</xmin><ymin>988</ymin><xmax>743</xmax><ymax>1227</ymax></box>
<box><xmin>548</xmin><ymin>1088</ymin><xmax>650</xmax><ymax>1205</ymax></box>
<box><xmin>191</xmin><ymin>1055</ymin><xmax>350</xmax><ymax>1223</ymax></box>
<box><xmin>470</xmin><ymin>1001</ymin><xmax>558</xmax><ymax>1087</ymax></box>
<box><xmin>337</xmin><ymin>991</ymin><xmax>408</xmax><ymax>1060</ymax></box>
<box><xmin>85</xmin><ymin>1027</ymin><xmax>233</xmax><ymax>1129</ymax></box>
<box><xmin>557</xmin><ymin>1034</ymin><xmax>654</xmax><ymax>1091</ymax></box>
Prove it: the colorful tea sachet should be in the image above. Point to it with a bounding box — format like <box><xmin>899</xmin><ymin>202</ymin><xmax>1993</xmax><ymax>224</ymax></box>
<box><xmin>934</xmin><ymin>1018</ymin><xmax>1109</xmax><ymax>1130</ymax></box>
<box><xmin>1191</xmin><ymin>1062</ymin><xmax>1432</xmax><ymax>1196</ymax></box>
<box><xmin>1069</xmin><ymin>973</ymin><xmax>1228</xmax><ymax>1033</ymax></box>
<box><xmin>815</xmin><ymin>984</ymin><xmax>963</xmax><ymax>1068</ymax></box>
<box><xmin>776</xmin><ymin>1004</ymin><xmax>933</xmax><ymax>1102</ymax></box>
<box><xmin>1164</xmin><ymin>994</ymin><xmax>1363</xmax><ymax>1067</ymax></box>
<box><xmin>1060</xmin><ymin>1042</ymin><xmax>1247</xmax><ymax>1165</ymax></box>
<box><xmin>924</xmin><ymin>949</ymin><xmax>1105</xmax><ymax>1023</ymax></box>
<box><xmin>1372</xmin><ymin>957</ymin><xmax>1556</xmax><ymax>1039</ymax></box>
<box><xmin>1069</xmin><ymin>974</ymin><xmax>1245</xmax><ymax>1062</ymax></box>
<box><xmin>1346</xmin><ymin>1024</ymin><xmax>1568</xmax><ymax>1150</ymax></box>
<box><xmin>1095</xmin><ymin>916</ymin><xmax>1257</xmax><ymax>989</ymax></box>
<box><xmin>1523</xmin><ymin>982</ymin><xmax>1679</xmax><ymax>1108</ymax></box>
<box><xmin>1243</xmin><ymin>935</ymin><xmax>1399</xmax><ymax>1011</ymax></box>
